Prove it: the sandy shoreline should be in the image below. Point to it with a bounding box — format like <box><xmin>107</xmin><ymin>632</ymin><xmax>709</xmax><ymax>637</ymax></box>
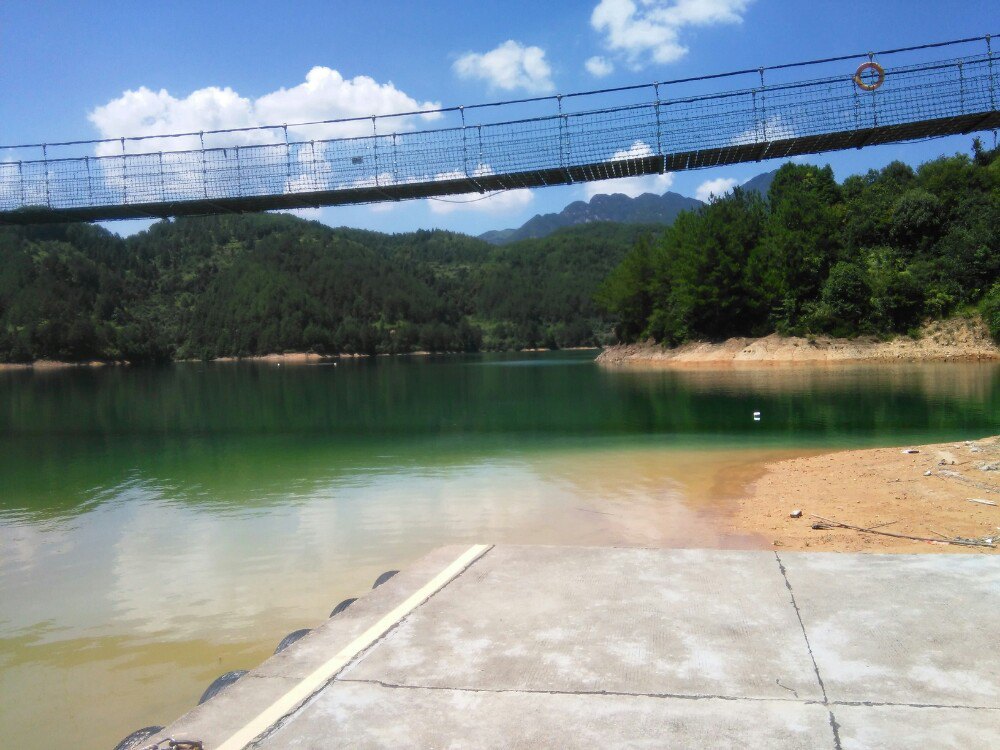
<box><xmin>729</xmin><ymin>435</ymin><xmax>1000</xmax><ymax>554</ymax></box>
<box><xmin>0</xmin><ymin>347</ymin><xmax>604</xmax><ymax>371</ymax></box>
<box><xmin>597</xmin><ymin>318</ymin><xmax>1000</xmax><ymax>367</ymax></box>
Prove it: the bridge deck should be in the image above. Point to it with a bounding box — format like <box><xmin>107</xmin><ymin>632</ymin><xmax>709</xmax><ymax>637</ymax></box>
<box><xmin>140</xmin><ymin>545</ymin><xmax>1000</xmax><ymax>749</ymax></box>
<box><xmin>3</xmin><ymin>38</ymin><xmax>998</xmax><ymax>225</ymax></box>
<box><xmin>7</xmin><ymin>111</ymin><xmax>1000</xmax><ymax>225</ymax></box>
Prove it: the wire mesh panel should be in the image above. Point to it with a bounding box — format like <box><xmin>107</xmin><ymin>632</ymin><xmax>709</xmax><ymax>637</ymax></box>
<box><xmin>1</xmin><ymin>36</ymin><xmax>997</xmax><ymax>223</ymax></box>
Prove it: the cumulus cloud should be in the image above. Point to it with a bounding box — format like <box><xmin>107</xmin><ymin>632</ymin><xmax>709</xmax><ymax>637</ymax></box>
<box><xmin>429</xmin><ymin>188</ymin><xmax>534</xmax><ymax>215</ymax></box>
<box><xmin>427</xmin><ymin>165</ymin><xmax>534</xmax><ymax>215</ymax></box>
<box><xmin>729</xmin><ymin>114</ymin><xmax>796</xmax><ymax>146</ymax></box>
<box><xmin>88</xmin><ymin>67</ymin><xmax>442</xmax><ymax>156</ymax></box>
<box><xmin>695</xmin><ymin>176</ymin><xmax>738</xmax><ymax>202</ymax></box>
<box><xmin>83</xmin><ymin>68</ymin><xmax>444</xmax><ymax>205</ymax></box>
<box><xmin>453</xmin><ymin>40</ymin><xmax>555</xmax><ymax>93</ymax></box>
<box><xmin>585</xmin><ymin>56</ymin><xmax>615</xmax><ymax>77</ymax></box>
<box><xmin>591</xmin><ymin>0</ymin><xmax>753</xmax><ymax>68</ymax></box>
<box><xmin>582</xmin><ymin>139</ymin><xmax>674</xmax><ymax>199</ymax></box>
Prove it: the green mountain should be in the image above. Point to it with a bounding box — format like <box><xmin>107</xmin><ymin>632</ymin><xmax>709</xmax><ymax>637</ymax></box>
<box><xmin>598</xmin><ymin>146</ymin><xmax>1000</xmax><ymax>344</ymax></box>
<box><xmin>0</xmin><ymin>217</ymin><xmax>654</xmax><ymax>362</ymax></box>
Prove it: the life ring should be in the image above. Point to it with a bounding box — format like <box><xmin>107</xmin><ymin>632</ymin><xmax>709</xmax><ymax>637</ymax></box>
<box><xmin>854</xmin><ymin>61</ymin><xmax>885</xmax><ymax>91</ymax></box>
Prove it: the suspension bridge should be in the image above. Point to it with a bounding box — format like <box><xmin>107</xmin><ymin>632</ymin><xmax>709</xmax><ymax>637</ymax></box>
<box><xmin>1</xmin><ymin>35</ymin><xmax>998</xmax><ymax>225</ymax></box>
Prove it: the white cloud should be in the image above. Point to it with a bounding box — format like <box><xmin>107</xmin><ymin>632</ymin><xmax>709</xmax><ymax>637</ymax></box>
<box><xmin>581</xmin><ymin>140</ymin><xmax>674</xmax><ymax>199</ymax></box>
<box><xmin>429</xmin><ymin>188</ymin><xmax>534</xmax><ymax>215</ymax></box>
<box><xmin>582</xmin><ymin>173</ymin><xmax>674</xmax><ymax>200</ymax></box>
<box><xmin>88</xmin><ymin>67</ymin><xmax>442</xmax><ymax>157</ymax></box>
<box><xmin>453</xmin><ymin>40</ymin><xmax>555</xmax><ymax>93</ymax></box>
<box><xmin>585</xmin><ymin>56</ymin><xmax>615</xmax><ymax>77</ymax></box>
<box><xmin>427</xmin><ymin>165</ymin><xmax>534</xmax><ymax>215</ymax></box>
<box><xmin>729</xmin><ymin>114</ymin><xmax>796</xmax><ymax>146</ymax></box>
<box><xmin>591</xmin><ymin>0</ymin><xmax>753</xmax><ymax>68</ymax></box>
<box><xmin>272</xmin><ymin>207</ymin><xmax>324</xmax><ymax>220</ymax></box>
<box><xmin>610</xmin><ymin>140</ymin><xmax>654</xmax><ymax>160</ymax></box>
<box><xmin>83</xmin><ymin>69</ymin><xmax>443</xmax><ymax>204</ymax></box>
<box><xmin>695</xmin><ymin>176</ymin><xmax>738</xmax><ymax>202</ymax></box>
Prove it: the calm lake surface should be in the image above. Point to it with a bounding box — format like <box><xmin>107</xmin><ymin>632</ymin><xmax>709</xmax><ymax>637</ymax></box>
<box><xmin>2</xmin><ymin>351</ymin><xmax>999</xmax><ymax>749</ymax></box>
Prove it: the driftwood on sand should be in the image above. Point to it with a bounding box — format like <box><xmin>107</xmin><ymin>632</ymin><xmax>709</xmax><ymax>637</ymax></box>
<box><xmin>809</xmin><ymin>515</ymin><xmax>996</xmax><ymax>548</ymax></box>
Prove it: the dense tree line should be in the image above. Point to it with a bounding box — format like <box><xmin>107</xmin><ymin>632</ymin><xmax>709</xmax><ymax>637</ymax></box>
<box><xmin>599</xmin><ymin>142</ymin><xmax>1000</xmax><ymax>344</ymax></box>
<box><xmin>3</xmin><ymin>143</ymin><xmax>997</xmax><ymax>364</ymax></box>
<box><xmin>0</xmin><ymin>215</ymin><xmax>646</xmax><ymax>362</ymax></box>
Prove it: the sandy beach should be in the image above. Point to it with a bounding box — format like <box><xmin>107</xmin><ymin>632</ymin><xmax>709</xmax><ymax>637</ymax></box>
<box><xmin>731</xmin><ymin>435</ymin><xmax>1000</xmax><ymax>554</ymax></box>
<box><xmin>598</xmin><ymin>318</ymin><xmax>1000</xmax><ymax>367</ymax></box>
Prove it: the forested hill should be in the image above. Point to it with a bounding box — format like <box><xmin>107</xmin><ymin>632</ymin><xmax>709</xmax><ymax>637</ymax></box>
<box><xmin>598</xmin><ymin>143</ymin><xmax>1000</xmax><ymax>346</ymax></box>
<box><xmin>0</xmin><ymin>217</ymin><xmax>650</xmax><ymax>363</ymax></box>
<box><xmin>3</xmin><ymin>146</ymin><xmax>998</xmax><ymax>365</ymax></box>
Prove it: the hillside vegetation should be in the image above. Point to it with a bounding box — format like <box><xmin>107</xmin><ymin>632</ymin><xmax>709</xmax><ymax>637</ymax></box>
<box><xmin>598</xmin><ymin>142</ymin><xmax>1000</xmax><ymax>345</ymax></box>
<box><xmin>0</xmin><ymin>218</ymin><xmax>647</xmax><ymax>362</ymax></box>
<box><xmin>2</xmin><ymin>144</ymin><xmax>997</xmax><ymax>365</ymax></box>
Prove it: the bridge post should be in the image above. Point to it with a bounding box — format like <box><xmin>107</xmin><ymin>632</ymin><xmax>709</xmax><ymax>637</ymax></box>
<box><xmin>85</xmin><ymin>156</ymin><xmax>93</xmax><ymax>205</ymax></box>
<box><xmin>988</xmin><ymin>35</ymin><xmax>996</xmax><ymax>113</ymax></box>
<box><xmin>200</xmin><ymin>132</ymin><xmax>208</xmax><ymax>199</ymax></box>
<box><xmin>391</xmin><ymin>133</ymin><xmax>399</xmax><ymax>186</ymax></box>
<box><xmin>120</xmin><ymin>137</ymin><xmax>128</xmax><ymax>205</ymax></box>
<box><xmin>958</xmin><ymin>61</ymin><xmax>965</xmax><ymax>114</ymax></box>
<box><xmin>460</xmin><ymin>106</ymin><xmax>468</xmax><ymax>178</ymax></box>
<box><xmin>557</xmin><ymin>95</ymin><xmax>572</xmax><ymax>183</ymax></box>
<box><xmin>283</xmin><ymin>125</ymin><xmax>291</xmax><ymax>190</ymax></box>
<box><xmin>42</xmin><ymin>145</ymin><xmax>50</xmax><ymax>208</ymax></box>
<box><xmin>758</xmin><ymin>68</ymin><xmax>768</xmax><ymax>141</ymax></box>
<box><xmin>158</xmin><ymin>151</ymin><xmax>165</xmax><ymax>201</ymax></box>
<box><xmin>17</xmin><ymin>160</ymin><xmax>24</xmax><ymax>208</ymax></box>
<box><xmin>654</xmin><ymin>83</ymin><xmax>663</xmax><ymax>157</ymax></box>
<box><xmin>235</xmin><ymin>145</ymin><xmax>242</xmax><ymax>197</ymax></box>
<box><xmin>372</xmin><ymin>116</ymin><xmax>380</xmax><ymax>188</ymax></box>
<box><xmin>867</xmin><ymin>53</ymin><xmax>879</xmax><ymax>128</ymax></box>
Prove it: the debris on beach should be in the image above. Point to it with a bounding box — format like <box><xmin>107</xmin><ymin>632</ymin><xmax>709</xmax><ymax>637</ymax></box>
<box><xmin>808</xmin><ymin>514</ymin><xmax>997</xmax><ymax>548</ymax></box>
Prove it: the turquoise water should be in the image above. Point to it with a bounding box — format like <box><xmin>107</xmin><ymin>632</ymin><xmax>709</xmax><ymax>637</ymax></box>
<box><xmin>1</xmin><ymin>352</ymin><xmax>998</xmax><ymax>749</ymax></box>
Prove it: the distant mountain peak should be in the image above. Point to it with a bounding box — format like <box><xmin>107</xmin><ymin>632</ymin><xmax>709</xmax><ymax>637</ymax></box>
<box><xmin>479</xmin><ymin>189</ymin><xmax>703</xmax><ymax>245</ymax></box>
<box><xmin>478</xmin><ymin>170</ymin><xmax>779</xmax><ymax>245</ymax></box>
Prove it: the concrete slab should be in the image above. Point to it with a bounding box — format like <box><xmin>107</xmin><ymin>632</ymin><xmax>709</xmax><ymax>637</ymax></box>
<box><xmin>147</xmin><ymin>546</ymin><xmax>1000</xmax><ymax>749</ymax></box>
<box><xmin>140</xmin><ymin>674</ymin><xmax>304</xmax><ymax>749</ymax></box>
<box><xmin>779</xmin><ymin>552</ymin><xmax>1000</xmax><ymax>708</ymax></box>
<box><xmin>834</xmin><ymin>705</ymin><xmax>1000</xmax><ymax>750</ymax></box>
<box><xmin>341</xmin><ymin>546</ymin><xmax>821</xmax><ymax>701</ymax></box>
<box><xmin>143</xmin><ymin>545</ymin><xmax>488</xmax><ymax>749</ymax></box>
<box><xmin>258</xmin><ymin>681</ymin><xmax>834</xmax><ymax>749</ymax></box>
<box><xmin>254</xmin><ymin>545</ymin><xmax>482</xmax><ymax>681</ymax></box>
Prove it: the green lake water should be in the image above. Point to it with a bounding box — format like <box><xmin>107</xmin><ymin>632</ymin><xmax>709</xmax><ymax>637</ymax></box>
<box><xmin>1</xmin><ymin>351</ymin><xmax>999</xmax><ymax>749</ymax></box>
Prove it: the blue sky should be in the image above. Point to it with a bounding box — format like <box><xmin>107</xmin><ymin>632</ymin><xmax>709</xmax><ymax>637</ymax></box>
<box><xmin>1</xmin><ymin>1</ymin><xmax>997</xmax><ymax>236</ymax></box>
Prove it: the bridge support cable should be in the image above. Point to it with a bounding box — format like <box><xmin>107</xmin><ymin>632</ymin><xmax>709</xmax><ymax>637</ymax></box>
<box><xmin>1</xmin><ymin>34</ymin><xmax>998</xmax><ymax>224</ymax></box>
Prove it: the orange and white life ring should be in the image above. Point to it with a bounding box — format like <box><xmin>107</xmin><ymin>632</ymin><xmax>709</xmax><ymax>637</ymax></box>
<box><xmin>854</xmin><ymin>61</ymin><xmax>885</xmax><ymax>91</ymax></box>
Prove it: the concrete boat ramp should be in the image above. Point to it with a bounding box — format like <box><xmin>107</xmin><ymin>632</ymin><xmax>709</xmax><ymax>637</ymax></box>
<box><xmin>143</xmin><ymin>545</ymin><xmax>999</xmax><ymax>749</ymax></box>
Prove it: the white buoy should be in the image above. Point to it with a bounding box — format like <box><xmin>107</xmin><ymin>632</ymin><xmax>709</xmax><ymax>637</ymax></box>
<box><xmin>753</xmin><ymin>411</ymin><xmax>761</xmax><ymax>422</ymax></box>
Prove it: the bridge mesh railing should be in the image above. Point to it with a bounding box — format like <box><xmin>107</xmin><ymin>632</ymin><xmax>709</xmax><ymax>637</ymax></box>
<box><xmin>1</xmin><ymin>36</ymin><xmax>997</xmax><ymax>217</ymax></box>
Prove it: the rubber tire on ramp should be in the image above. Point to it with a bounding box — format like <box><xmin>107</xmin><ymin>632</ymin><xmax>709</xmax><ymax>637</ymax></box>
<box><xmin>274</xmin><ymin>628</ymin><xmax>311</xmax><ymax>655</ymax></box>
<box><xmin>372</xmin><ymin>570</ymin><xmax>399</xmax><ymax>589</ymax></box>
<box><xmin>112</xmin><ymin>725</ymin><xmax>164</xmax><ymax>750</ymax></box>
<box><xmin>198</xmin><ymin>669</ymin><xmax>248</xmax><ymax>705</ymax></box>
<box><xmin>330</xmin><ymin>597</ymin><xmax>357</xmax><ymax>617</ymax></box>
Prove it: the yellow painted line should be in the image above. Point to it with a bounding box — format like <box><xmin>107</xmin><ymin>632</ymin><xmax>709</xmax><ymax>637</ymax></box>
<box><xmin>215</xmin><ymin>543</ymin><xmax>492</xmax><ymax>750</ymax></box>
